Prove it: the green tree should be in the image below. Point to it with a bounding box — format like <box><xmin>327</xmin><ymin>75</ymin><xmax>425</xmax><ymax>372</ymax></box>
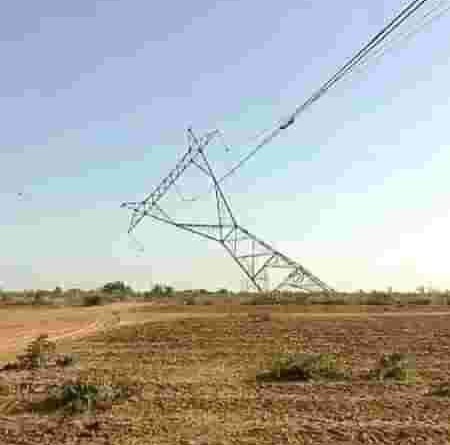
<box><xmin>151</xmin><ymin>284</ymin><xmax>164</xmax><ymax>295</ymax></box>
<box><xmin>102</xmin><ymin>281</ymin><xmax>132</xmax><ymax>294</ymax></box>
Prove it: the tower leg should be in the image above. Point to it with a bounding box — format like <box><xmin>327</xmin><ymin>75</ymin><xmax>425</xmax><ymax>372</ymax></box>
<box><xmin>220</xmin><ymin>225</ymin><xmax>334</xmax><ymax>293</ymax></box>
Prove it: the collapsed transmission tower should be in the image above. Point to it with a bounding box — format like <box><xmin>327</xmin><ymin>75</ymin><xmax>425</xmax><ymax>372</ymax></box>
<box><xmin>121</xmin><ymin>0</ymin><xmax>447</xmax><ymax>293</ymax></box>
<box><xmin>121</xmin><ymin>128</ymin><xmax>334</xmax><ymax>293</ymax></box>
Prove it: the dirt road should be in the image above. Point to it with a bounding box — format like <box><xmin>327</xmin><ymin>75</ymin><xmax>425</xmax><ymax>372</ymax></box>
<box><xmin>2</xmin><ymin>302</ymin><xmax>450</xmax><ymax>362</ymax></box>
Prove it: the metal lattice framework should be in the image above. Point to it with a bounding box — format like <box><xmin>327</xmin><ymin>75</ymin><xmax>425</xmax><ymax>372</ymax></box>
<box><xmin>119</xmin><ymin>0</ymin><xmax>450</xmax><ymax>294</ymax></box>
<box><xmin>121</xmin><ymin>129</ymin><xmax>334</xmax><ymax>293</ymax></box>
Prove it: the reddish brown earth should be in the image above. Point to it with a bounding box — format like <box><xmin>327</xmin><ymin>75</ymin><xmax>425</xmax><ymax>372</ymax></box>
<box><xmin>2</xmin><ymin>305</ymin><xmax>450</xmax><ymax>444</ymax></box>
<box><xmin>0</xmin><ymin>302</ymin><xmax>155</xmax><ymax>360</ymax></box>
<box><xmin>2</xmin><ymin>302</ymin><xmax>450</xmax><ymax>359</ymax></box>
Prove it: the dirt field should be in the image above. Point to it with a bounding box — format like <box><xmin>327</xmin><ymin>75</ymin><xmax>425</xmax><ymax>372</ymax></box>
<box><xmin>2</xmin><ymin>304</ymin><xmax>450</xmax><ymax>444</ymax></box>
<box><xmin>2</xmin><ymin>301</ymin><xmax>449</xmax><ymax>360</ymax></box>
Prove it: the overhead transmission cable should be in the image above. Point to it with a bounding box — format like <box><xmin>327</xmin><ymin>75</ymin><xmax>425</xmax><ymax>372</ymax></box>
<box><xmin>137</xmin><ymin>0</ymin><xmax>447</xmax><ymax>217</ymax></box>
<box><xmin>333</xmin><ymin>0</ymin><xmax>450</xmax><ymax>94</ymax></box>
<box><xmin>234</xmin><ymin>0</ymin><xmax>450</xmax><ymax>150</ymax></box>
<box><xmin>126</xmin><ymin>0</ymin><xmax>450</xmax><ymax>255</ymax></box>
<box><xmin>216</xmin><ymin>0</ymin><xmax>440</xmax><ymax>185</ymax></box>
<box><xmin>178</xmin><ymin>0</ymin><xmax>449</xmax><ymax>204</ymax></box>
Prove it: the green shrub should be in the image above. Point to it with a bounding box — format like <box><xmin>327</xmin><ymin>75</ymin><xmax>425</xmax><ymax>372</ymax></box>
<box><xmin>60</xmin><ymin>383</ymin><xmax>99</xmax><ymax>413</ymax></box>
<box><xmin>257</xmin><ymin>352</ymin><xmax>349</xmax><ymax>382</ymax></box>
<box><xmin>101</xmin><ymin>281</ymin><xmax>133</xmax><ymax>294</ymax></box>
<box><xmin>37</xmin><ymin>379</ymin><xmax>134</xmax><ymax>414</ymax></box>
<box><xmin>369</xmin><ymin>353</ymin><xmax>416</xmax><ymax>383</ymax></box>
<box><xmin>428</xmin><ymin>382</ymin><xmax>450</xmax><ymax>397</ymax></box>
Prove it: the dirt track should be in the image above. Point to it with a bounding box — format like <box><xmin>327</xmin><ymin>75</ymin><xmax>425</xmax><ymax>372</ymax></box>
<box><xmin>2</xmin><ymin>302</ymin><xmax>450</xmax><ymax>361</ymax></box>
<box><xmin>0</xmin><ymin>302</ymin><xmax>147</xmax><ymax>359</ymax></box>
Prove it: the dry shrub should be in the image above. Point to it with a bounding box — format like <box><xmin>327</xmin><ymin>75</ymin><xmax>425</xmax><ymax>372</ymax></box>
<box><xmin>369</xmin><ymin>353</ymin><xmax>416</xmax><ymax>383</ymax></box>
<box><xmin>257</xmin><ymin>352</ymin><xmax>349</xmax><ymax>382</ymax></box>
<box><xmin>32</xmin><ymin>378</ymin><xmax>137</xmax><ymax>415</ymax></box>
<box><xmin>365</xmin><ymin>294</ymin><xmax>397</xmax><ymax>305</ymax></box>
<box><xmin>55</xmin><ymin>354</ymin><xmax>78</xmax><ymax>368</ymax></box>
<box><xmin>428</xmin><ymin>382</ymin><xmax>450</xmax><ymax>397</ymax></box>
<box><xmin>17</xmin><ymin>334</ymin><xmax>56</xmax><ymax>369</ymax></box>
<box><xmin>2</xmin><ymin>335</ymin><xmax>76</xmax><ymax>371</ymax></box>
<box><xmin>244</xmin><ymin>294</ymin><xmax>279</xmax><ymax>305</ymax></box>
<box><xmin>407</xmin><ymin>297</ymin><xmax>432</xmax><ymax>305</ymax></box>
<box><xmin>82</xmin><ymin>294</ymin><xmax>104</xmax><ymax>306</ymax></box>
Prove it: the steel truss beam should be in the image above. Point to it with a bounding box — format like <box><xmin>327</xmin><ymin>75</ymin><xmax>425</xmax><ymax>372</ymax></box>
<box><xmin>122</xmin><ymin>129</ymin><xmax>334</xmax><ymax>294</ymax></box>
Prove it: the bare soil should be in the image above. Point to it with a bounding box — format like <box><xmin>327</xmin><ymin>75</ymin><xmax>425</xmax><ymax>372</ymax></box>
<box><xmin>2</xmin><ymin>305</ymin><xmax>450</xmax><ymax>444</ymax></box>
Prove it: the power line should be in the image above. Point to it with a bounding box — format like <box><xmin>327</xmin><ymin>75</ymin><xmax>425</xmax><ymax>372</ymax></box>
<box><xmin>177</xmin><ymin>0</ymin><xmax>449</xmax><ymax>205</ymax></box>
<box><xmin>216</xmin><ymin>0</ymin><xmax>445</xmax><ymax>185</ymax></box>
<box><xmin>330</xmin><ymin>0</ymin><xmax>450</xmax><ymax>95</ymax></box>
<box><xmin>174</xmin><ymin>0</ymin><xmax>450</xmax><ymax>204</ymax></box>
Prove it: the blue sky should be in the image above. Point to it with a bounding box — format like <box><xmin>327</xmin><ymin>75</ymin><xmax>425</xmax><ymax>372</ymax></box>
<box><xmin>1</xmin><ymin>0</ymin><xmax>450</xmax><ymax>291</ymax></box>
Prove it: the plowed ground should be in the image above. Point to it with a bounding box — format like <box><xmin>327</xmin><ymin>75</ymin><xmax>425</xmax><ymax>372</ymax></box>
<box><xmin>1</xmin><ymin>307</ymin><xmax>450</xmax><ymax>444</ymax></box>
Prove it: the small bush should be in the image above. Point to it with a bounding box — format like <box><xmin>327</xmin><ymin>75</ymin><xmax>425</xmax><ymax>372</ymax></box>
<box><xmin>37</xmin><ymin>379</ymin><xmax>134</xmax><ymax>414</ymax></box>
<box><xmin>31</xmin><ymin>293</ymin><xmax>51</xmax><ymax>306</ymax></box>
<box><xmin>55</xmin><ymin>354</ymin><xmax>77</xmax><ymax>368</ymax></box>
<box><xmin>366</xmin><ymin>294</ymin><xmax>397</xmax><ymax>305</ymax></box>
<box><xmin>244</xmin><ymin>294</ymin><xmax>279</xmax><ymax>305</ymax></box>
<box><xmin>82</xmin><ymin>294</ymin><xmax>103</xmax><ymax>307</ymax></box>
<box><xmin>17</xmin><ymin>335</ymin><xmax>56</xmax><ymax>369</ymax></box>
<box><xmin>32</xmin><ymin>382</ymin><xmax>100</xmax><ymax>414</ymax></box>
<box><xmin>257</xmin><ymin>352</ymin><xmax>349</xmax><ymax>382</ymax></box>
<box><xmin>101</xmin><ymin>281</ymin><xmax>133</xmax><ymax>294</ymax></box>
<box><xmin>369</xmin><ymin>353</ymin><xmax>416</xmax><ymax>383</ymax></box>
<box><xmin>183</xmin><ymin>296</ymin><xmax>197</xmax><ymax>305</ymax></box>
<box><xmin>243</xmin><ymin>293</ymin><xmax>313</xmax><ymax>305</ymax></box>
<box><xmin>408</xmin><ymin>297</ymin><xmax>432</xmax><ymax>305</ymax></box>
<box><xmin>61</xmin><ymin>383</ymin><xmax>99</xmax><ymax>413</ymax></box>
<box><xmin>428</xmin><ymin>382</ymin><xmax>450</xmax><ymax>397</ymax></box>
<box><xmin>319</xmin><ymin>297</ymin><xmax>349</xmax><ymax>305</ymax></box>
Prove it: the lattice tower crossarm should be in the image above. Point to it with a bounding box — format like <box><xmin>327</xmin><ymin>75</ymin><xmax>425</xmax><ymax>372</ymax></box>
<box><xmin>121</xmin><ymin>129</ymin><xmax>334</xmax><ymax>294</ymax></box>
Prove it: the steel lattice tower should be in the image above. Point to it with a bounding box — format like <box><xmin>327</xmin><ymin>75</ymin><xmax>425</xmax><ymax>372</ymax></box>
<box><xmin>121</xmin><ymin>128</ymin><xmax>334</xmax><ymax>294</ymax></box>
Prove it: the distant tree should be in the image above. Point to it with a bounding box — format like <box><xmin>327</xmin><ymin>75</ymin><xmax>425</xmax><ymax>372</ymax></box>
<box><xmin>150</xmin><ymin>284</ymin><xmax>164</xmax><ymax>295</ymax></box>
<box><xmin>53</xmin><ymin>286</ymin><xmax>63</xmax><ymax>295</ymax></box>
<box><xmin>101</xmin><ymin>281</ymin><xmax>132</xmax><ymax>294</ymax></box>
<box><xmin>217</xmin><ymin>288</ymin><xmax>229</xmax><ymax>295</ymax></box>
<box><xmin>148</xmin><ymin>284</ymin><xmax>175</xmax><ymax>297</ymax></box>
<box><xmin>32</xmin><ymin>290</ymin><xmax>48</xmax><ymax>305</ymax></box>
<box><xmin>164</xmin><ymin>285</ymin><xmax>174</xmax><ymax>296</ymax></box>
<box><xmin>142</xmin><ymin>291</ymin><xmax>153</xmax><ymax>300</ymax></box>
